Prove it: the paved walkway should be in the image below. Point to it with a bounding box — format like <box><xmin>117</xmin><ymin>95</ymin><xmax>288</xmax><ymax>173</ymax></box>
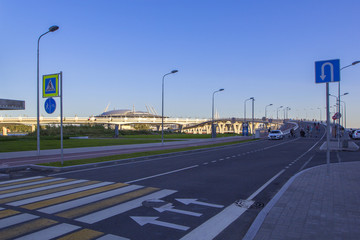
<box><xmin>244</xmin><ymin>161</ymin><xmax>360</xmax><ymax>240</ymax></box>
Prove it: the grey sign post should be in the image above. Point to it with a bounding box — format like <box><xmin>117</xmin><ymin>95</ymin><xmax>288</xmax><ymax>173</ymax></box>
<box><xmin>315</xmin><ymin>59</ymin><xmax>340</xmax><ymax>173</ymax></box>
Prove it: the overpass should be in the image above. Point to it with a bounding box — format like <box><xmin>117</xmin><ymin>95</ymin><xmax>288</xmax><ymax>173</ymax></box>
<box><xmin>0</xmin><ymin>116</ymin><xmax>283</xmax><ymax>134</ymax></box>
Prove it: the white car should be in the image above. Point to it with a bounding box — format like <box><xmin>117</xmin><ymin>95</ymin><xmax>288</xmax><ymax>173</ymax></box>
<box><xmin>352</xmin><ymin>130</ymin><xmax>360</xmax><ymax>139</ymax></box>
<box><xmin>268</xmin><ymin>130</ymin><xmax>284</xmax><ymax>140</ymax></box>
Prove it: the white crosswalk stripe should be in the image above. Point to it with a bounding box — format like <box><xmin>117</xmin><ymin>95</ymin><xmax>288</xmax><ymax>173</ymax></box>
<box><xmin>0</xmin><ymin>179</ymin><xmax>88</xmax><ymax>199</ymax></box>
<box><xmin>8</xmin><ymin>181</ymin><xmax>113</xmax><ymax>206</ymax></box>
<box><xmin>0</xmin><ymin>176</ymin><xmax>177</xmax><ymax>240</ymax></box>
<box><xmin>14</xmin><ymin>223</ymin><xmax>80</xmax><ymax>240</ymax></box>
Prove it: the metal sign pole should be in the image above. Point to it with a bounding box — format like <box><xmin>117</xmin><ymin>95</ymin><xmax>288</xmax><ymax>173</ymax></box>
<box><xmin>60</xmin><ymin>71</ymin><xmax>64</xmax><ymax>166</ymax></box>
<box><xmin>326</xmin><ymin>82</ymin><xmax>330</xmax><ymax>174</ymax></box>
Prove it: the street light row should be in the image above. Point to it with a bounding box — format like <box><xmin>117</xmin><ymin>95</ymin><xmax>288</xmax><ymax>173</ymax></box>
<box><xmin>36</xmin><ymin>25</ymin><xmax>359</xmax><ymax>150</ymax></box>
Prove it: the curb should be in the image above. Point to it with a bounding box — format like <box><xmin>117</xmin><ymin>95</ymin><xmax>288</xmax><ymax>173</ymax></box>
<box><xmin>242</xmin><ymin>163</ymin><xmax>331</xmax><ymax>240</ymax></box>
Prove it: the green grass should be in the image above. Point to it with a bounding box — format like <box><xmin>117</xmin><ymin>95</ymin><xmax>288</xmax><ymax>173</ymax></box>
<box><xmin>0</xmin><ymin>138</ymin><xmax>171</xmax><ymax>153</ymax></box>
<box><xmin>39</xmin><ymin>139</ymin><xmax>257</xmax><ymax>167</ymax></box>
<box><xmin>0</xmin><ymin>133</ymin><xmax>242</xmax><ymax>152</ymax></box>
<box><xmin>121</xmin><ymin>133</ymin><xmax>239</xmax><ymax>139</ymax></box>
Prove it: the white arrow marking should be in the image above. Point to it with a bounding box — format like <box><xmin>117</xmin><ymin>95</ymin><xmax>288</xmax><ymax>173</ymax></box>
<box><xmin>154</xmin><ymin>203</ymin><xmax>202</xmax><ymax>217</ymax></box>
<box><xmin>320</xmin><ymin>62</ymin><xmax>334</xmax><ymax>82</ymax></box>
<box><xmin>131</xmin><ymin>216</ymin><xmax>189</xmax><ymax>231</ymax></box>
<box><xmin>175</xmin><ymin>198</ymin><xmax>224</xmax><ymax>208</ymax></box>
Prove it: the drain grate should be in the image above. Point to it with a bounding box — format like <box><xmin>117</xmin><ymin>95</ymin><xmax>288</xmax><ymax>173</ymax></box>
<box><xmin>250</xmin><ymin>201</ymin><xmax>264</xmax><ymax>209</ymax></box>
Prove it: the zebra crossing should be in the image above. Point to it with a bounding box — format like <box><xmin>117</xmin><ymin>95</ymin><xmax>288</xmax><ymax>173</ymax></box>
<box><xmin>0</xmin><ymin>176</ymin><xmax>177</xmax><ymax>239</ymax></box>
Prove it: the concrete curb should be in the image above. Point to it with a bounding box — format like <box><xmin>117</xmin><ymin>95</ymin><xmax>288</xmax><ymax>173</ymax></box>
<box><xmin>242</xmin><ymin>163</ymin><xmax>332</xmax><ymax>240</ymax></box>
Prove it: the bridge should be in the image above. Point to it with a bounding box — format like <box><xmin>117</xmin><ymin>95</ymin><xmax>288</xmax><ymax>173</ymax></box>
<box><xmin>0</xmin><ymin>116</ymin><xmax>283</xmax><ymax>135</ymax></box>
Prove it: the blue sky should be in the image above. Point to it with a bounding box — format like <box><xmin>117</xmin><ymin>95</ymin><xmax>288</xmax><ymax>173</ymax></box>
<box><xmin>1</xmin><ymin>0</ymin><xmax>359</xmax><ymax>127</ymax></box>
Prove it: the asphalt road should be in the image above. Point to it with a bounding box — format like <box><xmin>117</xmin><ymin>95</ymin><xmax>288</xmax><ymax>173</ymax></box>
<box><xmin>1</xmin><ymin>124</ymin><xmax>359</xmax><ymax>240</ymax></box>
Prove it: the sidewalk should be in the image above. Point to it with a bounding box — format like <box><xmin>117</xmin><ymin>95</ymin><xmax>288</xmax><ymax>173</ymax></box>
<box><xmin>244</xmin><ymin>161</ymin><xmax>360</xmax><ymax>240</ymax></box>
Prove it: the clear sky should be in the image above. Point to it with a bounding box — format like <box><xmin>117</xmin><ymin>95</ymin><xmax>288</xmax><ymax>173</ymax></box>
<box><xmin>1</xmin><ymin>0</ymin><xmax>359</xmax><ymax>127</ymax></box>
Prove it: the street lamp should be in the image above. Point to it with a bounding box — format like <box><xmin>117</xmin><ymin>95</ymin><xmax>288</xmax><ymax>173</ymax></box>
<box><xmin>265</xmin><ymin>104</ymin><xmax>273</xmax><ymax>119</ymax></box>
<box><xmin>276</xmin><ymin>106</ymin><xmax>283</xmax><ymax>120</ymax></box>
<box><xmin>37</xmin><ymin>25</ymin><xmax>59</xmax><ymax>156</ymax></box>
<box><xmin>161</xmin><ymin>70</ymin><xmax>178</xmax><ymax>145</ymax></box>
<box><xmin>341</xmin><ymin>100</ymin><xmax>347</xmax><ymax>129</ymax></box>
<box><xmin>244</xmin><ymin>97</ymin><xmax>254</xmax><ymax>122</ymax></box>
<box><xmin>317</xmin><ymin>107</ymin><xmax>322</xmax><ymax>122</ymax></box>
<box><xmin>211</xmin><ymin>88</ymin><xmax>224</xmax><ymax>138</ymax></box>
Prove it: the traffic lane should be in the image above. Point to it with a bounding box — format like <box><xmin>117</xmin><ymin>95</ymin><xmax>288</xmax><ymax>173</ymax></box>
<box><xmin>129</xmin><ymin>138</ymin><xmax>321</xmax><ymax>205</ymax></box>
<box><xmin>85</xmin><ymin>138</ymin><xmax>322</xmax><ymax>240</ymax></box>
<box><xmin>50</xmin><ymin>138</ymin><xmax>299</xmax><ymax>184</ymax></box>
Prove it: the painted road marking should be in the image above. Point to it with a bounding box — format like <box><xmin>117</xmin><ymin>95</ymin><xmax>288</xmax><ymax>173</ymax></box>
<box><xmin>0</xmin><ymin>179</ymin><xmax>88</xmax><ymax>199</ymax></box>
<box><xmin>131</xmin><ymin>216</ymin><xmax>189</xmax><ymax>231</ymax></box>
<box><xmin>96</xmin><ymin>234</ymin><xmax>130</xmax><ymax>240</ymax></box>
<box><xmin>125</xmin><ymin>165</ymin><xmax>198</xmax><ymax>184</ymax></box>
<box><xmin>0</xmin><ymin>179</ymin><xmax>74</xmax><ymax>195</ymax></box>
<box><xmin>0</xmin><ymin>176</ymin><xmax>44</xmax><ymax>187</ymax></box>
<box><xmin>154</xmin><ymin>203</ymin><xmax>202</xmax><ymax>217</ymax></box>
<box><xmin>0</xmin><ymin>180</ymin><xmax>99</xmax><ymax>204</ymax></box>
<box><xmin>180</xmin><ymin>203</ymin><xmax>251</xmax><ymax>240</ymax></box>
<box><xmin>14</xmin><ymin>223</ymin><xmax>80</xmax><ymax>240</ymax></box>
<box><xmin>39</xmin><ymin>184</ymin><xmax>142</xmax><ymax>214</ymax></box>
<box><xmin>0</xmin><ymin>218</ymin><xmax>57</xmax><ymax>240</ymax></box>
<box><xmin>9</xmin><ymin>181</ymin><xmax>114</xmax><ymax>207</ymax></box>
<box><xmin>76</xmin><ymin>189</ymin><xmax>177</xmax><ymax>224</ymax></box>
<box><xmin>57</xmin><ymin>228</ymin><xmax>103</xmax><ymax>240</ymax></box>
<box><xmin>176</xmin><ymin>198</ymin><xmax>224</xmax><ymax>208</ymax></box>
<box><xmin>0</xmin><ymin>209</ymin><xmax>20</xmax><ymax>219</ymax></box>
<box><xmin>58</xmin><ymin>187</ymin><xmax>159</xmax><ymax>219</ymax></box>
<box><xmin>0</xmin><ymin>213</ymin><xmax>38</xmax><ymax>229</ymax></box>
<box><xmin>0</xmin><ymin>178</ymin><xmax>64</xmax><ymax>191</ymax></box>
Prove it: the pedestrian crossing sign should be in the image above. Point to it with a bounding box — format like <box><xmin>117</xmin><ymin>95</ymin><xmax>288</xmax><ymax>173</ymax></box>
<box><xmin>43</xmin><ymin>73</ymin><xmax>59</xmax><ymax>98</ymax></box>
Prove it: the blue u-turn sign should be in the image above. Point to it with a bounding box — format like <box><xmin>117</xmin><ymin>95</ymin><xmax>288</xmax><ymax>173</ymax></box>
<box><xmin>44</xmin><ymin>97</ymin><xmax>56</xmax><ymax>114</ymax></box>
<box><xmin>315</xmin><ymin>59</ymin><xmax>340</xmax><ymax>84</ymax></box>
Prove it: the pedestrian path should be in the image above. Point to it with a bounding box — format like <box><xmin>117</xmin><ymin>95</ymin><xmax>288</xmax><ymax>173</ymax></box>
<box><xmin>0</xmin><ymin>176</ymin><xmax>177</xmax><ymax>239</ymax></box>
<box><xmin>244</xmin><ymin>161</ymin><xmax>360</xmax><ymax>240</ymax></box>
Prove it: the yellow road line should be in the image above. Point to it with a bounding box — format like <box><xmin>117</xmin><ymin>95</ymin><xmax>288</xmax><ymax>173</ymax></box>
<box><xmin>0</xmin><ymin>178</ymin><xmax>74</xmax><ymax>195</ymax></box>
<box><xmin>57</xmin><ymin>229</ymin><xmax>104</xmax><ymax>240</ymax></box>
<box><xmin>0</xmin><ymin>218</ymin><xmax>57</xmax><ymax>240</ymax></box>
<box><xmin>57</xmin><ymin>187</ymin><xmax>158</xmax><ymax>219</ymax></box>
<box><xmin>0</xmin><ymin>177</ymin><xmax>51</xmax><ymax>188</ymax></box>
<box><xmin>0</xmin><ymin>180</ymin><xmax>99</xmax><ymax>204</ymax></box>
<box><xmin>22</xmin><ymin>183</ymin><xmax>127</xmax><ymax>210</ymax></box>
<box><xmin>0</xmin><ymin>209</ymin><xmax>20</xmax><ymax>219</ymax></box>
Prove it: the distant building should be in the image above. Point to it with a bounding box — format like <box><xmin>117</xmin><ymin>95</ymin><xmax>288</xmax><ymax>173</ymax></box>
<box><xmin>95</xmin><ymin>109</ymin><xmax>162</xmax><ymax>119</ymax></box>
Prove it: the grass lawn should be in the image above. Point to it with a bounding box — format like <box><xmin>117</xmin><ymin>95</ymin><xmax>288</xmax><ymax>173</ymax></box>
<box><xmin>0</xmin><ymin>138</ymin><xmax>168</xmax><ymax>153</ymax></box>
<box><xmin>121</xmin><ymin>133</ymin><xmax>240</xmax><ymax>139</ymax></box>
<box><xmin>39</xmin><ymin>139</ymin><xmax>256</xmax><ymax>167</ymax></box>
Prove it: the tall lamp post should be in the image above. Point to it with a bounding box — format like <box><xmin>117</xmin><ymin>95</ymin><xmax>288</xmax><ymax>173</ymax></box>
<box><xmin>211</xmin><ymin>88</ymin><xmax>224</xmax><ymax>138</ymax></box>
<box><xmin>338</xmin><ymin>61</ymin><xmax>359</xmax><ymax>140</ymax></box>
<box><xmin>341</xmin><ymin>100</ymin><xmax>347</xmax><ymax>129</ymax></box>
<box><xmin>37</xmin><ymin>25</ymin><xmax>59</xmax><ymax>156</ymax></box>
<box><xmin>317</xmin><ymin>107</ymin><xmax>322</xmax><ymax>122</ymax></box>
<box><xmin>161</xmin><ymin>70</ymin><xmax>178</xmax><ymax>145</ymax></box>
<box><xmin>329</xmin><ymin>92</ymin><xmax>348</xmax><ymax>145</ymax></box>
<box><xmin>265</xmin><ymin>104</ymin><xmax>273</xmax><ymax>119</ymax></box>
<box><xmin>276</xmin><ymin>106</ymin><xmax>283</xmax><ymax>120</ymax></box>
<box><xmin>244</xmin><ymin>97</ymin><xmax>254</xmax><ymax>121</ymax></box>
<box><xmin>244</xmin><ymin>97</ymin><xmax>254</xmax><ymax>134</ymax></box>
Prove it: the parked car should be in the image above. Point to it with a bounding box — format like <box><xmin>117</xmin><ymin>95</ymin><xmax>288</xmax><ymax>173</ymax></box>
<box><xmin>352</xmin><ymin>130</ymin><xmax>360</xmax><ymax>139</ymax></box>
<box><xmin>268</xmin><ymin>130</ymin><xmax>284</xmax><ymax>140</ymax></box>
